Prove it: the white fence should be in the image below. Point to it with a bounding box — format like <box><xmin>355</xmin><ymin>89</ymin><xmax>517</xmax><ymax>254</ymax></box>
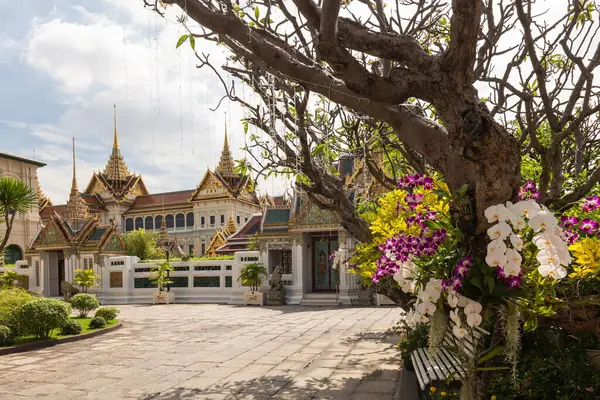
<box><xmin>99</xmin><ymin>251</ymin><xmax>261</xmax><ymax>305</ymax></box>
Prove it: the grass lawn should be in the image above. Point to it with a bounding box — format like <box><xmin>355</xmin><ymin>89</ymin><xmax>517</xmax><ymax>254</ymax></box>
<box><xmin>6</xmin><ymin>317</ymin><xmax>118</xmax><ymax>347</ymax></box>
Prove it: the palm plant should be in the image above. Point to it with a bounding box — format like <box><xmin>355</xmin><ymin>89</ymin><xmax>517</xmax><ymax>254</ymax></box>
<box><xmin>150</xmin><ymin>262</ymin><xmax>174</xmax><ymax>292</ymax></box>
<box><xmin>0</xmin><ymin>176</ymin><xmax>38</xmax><ymax>257</ymax></box>
<box><xmin>238</xmin><ymin>262</ymin><xmax>268</xmax><ymax>292</ymax></box>
<box><xmin>73</xmin><ymin>268</ymin><xmax>101</xmax><ymax>293</ymax></box>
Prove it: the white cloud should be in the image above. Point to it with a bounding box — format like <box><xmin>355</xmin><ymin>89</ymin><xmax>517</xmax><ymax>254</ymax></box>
<box><xmin>20</xmin><ymin>0</ymin><xmax>285</xmax><ymax>204</ymax></box>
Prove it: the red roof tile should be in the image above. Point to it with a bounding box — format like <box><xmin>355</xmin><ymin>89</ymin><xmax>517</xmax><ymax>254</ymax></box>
<box><xmin>130</xmin><ymin>190</ymin><xmax>195</xmax><ymax>207</ymax></box>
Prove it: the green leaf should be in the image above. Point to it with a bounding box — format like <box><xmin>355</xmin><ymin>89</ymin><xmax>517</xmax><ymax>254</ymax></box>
<box><xmin>176</xmin><ymin>34</ymin><xmax>189</xmax><ymax>49</ymax></box>
<box><xmin>484</xmin><ymin>276</ymin><xmax>495</xmax><ymax>294</ymax></box>
<box><xmin>477</xmin><ymin>345</ymin><xmax>504</xmax><ymax>364</ymax></box>
<box><xmin>254</xmin><ymin>6</ymin><xmax>259</xmax><ymax>19</ymax></box>
<box><xmin>476</xmin><ymin>366</ymin><xmax>511</xmax><ymax>372</ymax></box>
<box><xmin>189</xmin><ymin>35</ymin><xmax>196</xmax><ymax>50</ymax></box>
<box><xmin>312</xmin><ymin>143</ymin><xmax>326</xmax><ymax>156</ymax></box>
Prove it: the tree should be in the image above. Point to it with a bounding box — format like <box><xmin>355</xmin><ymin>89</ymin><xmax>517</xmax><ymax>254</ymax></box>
<box><xmin>73</xmin><ymin>269</ymin><xmax>101</xmax><ymax>293</ymax></box>
<box><xmin>123</xmin><ymin>229</ymin><xmax>160</xmax><ymax>260</ymax></box>
<box><xmin>150</xmin><ymin>262</ymin><xmax>174</xmax><ymax>292</ymax></box>
<box><xmin>0</xmin><ymin>176</ymin><xmax>37</xmax><ymax>257</ymax></box>
<box><xmin>238</xmin><ymin>262</ymin><xmax>268</xmax><ymax>292</ymax></box>
<box><xmin>144</xmin><ymin>0</ymin><xmax>600</xmax><ymax>247</ymax></box>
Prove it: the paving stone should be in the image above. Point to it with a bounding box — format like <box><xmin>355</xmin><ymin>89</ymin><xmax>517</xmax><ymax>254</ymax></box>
<box><xmin>0</xmin><ymin>305</ymin><xmax>403</xmax><ymax>400</ymax></box>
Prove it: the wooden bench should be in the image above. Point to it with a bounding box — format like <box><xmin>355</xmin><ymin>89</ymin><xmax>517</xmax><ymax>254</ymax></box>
<box><xmin>410</xmin><ymin>322</ymin><xmax>490</xmax><ymax>393</ymax></box>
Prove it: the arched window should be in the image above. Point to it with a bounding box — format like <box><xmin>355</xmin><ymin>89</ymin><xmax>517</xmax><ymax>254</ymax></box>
<box><xmin>135</xmin><ymin>217</ymin><xmax>144</xmax><ymax>230</ymax></box>
<box><xmin>186</xmin><ymin>212</ymin><xmax>194</xmax><ymax>228</ymax></box>
<box><xmin>4</xmin><ymin>244</ymin><xmax>22</xmax><ymax>265</ymax></box>
<box><xmin>175</xmin><ymin>213</ymin><xmax>185</xmax><ymax>228</ymax></box>
<box><xmin>125</xmin><ymin>218</ymin><xmax>134</xmax><ymax>232</ymax></box>
<box><xmin>165</xmin><ymin>214</ymin><xmax>174</xmax><ymax>228</ymax></box>
<box><xmin>145</xmin><ymin>216</ymin><xmax>154</xmax><ymax>230</ymax></box>
<box><xmin>155</xmin><ymin>215</ymin><xmax>163</xmax><ymax>229</ymax></box>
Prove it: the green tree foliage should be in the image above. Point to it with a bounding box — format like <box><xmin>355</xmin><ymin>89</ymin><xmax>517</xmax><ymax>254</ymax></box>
<box><xmin>0</xmin><ymin>176</ymin><xmax>37</xmax><ymax>257</ymax></box>
<box><xmin>12</xmin><ymin>298</ymin><xmax>71</xmax><ymax>339</ymax></box>
<box><xmin>123</xmin><ymin>229</ymin><xmax>160</xmax><ymax>260</ymax></box>
<box><xmin>150</xmin><ymin>262</ymin><xmax>173</xmax><ymax>292</ymax></box>
<box><xmin>73</xmin><ymin>269</ymin><xmax>101</xmax><ymax>293</ymax></box>
<box><xmin>238</xmin><ymin>262</ymin><xmax>268</xmax><ymax>292</ymax></box>
<box><xmin>70</xmin><ymin>293</ymin><xmax>99</xmax><ymax>317</ymax></box>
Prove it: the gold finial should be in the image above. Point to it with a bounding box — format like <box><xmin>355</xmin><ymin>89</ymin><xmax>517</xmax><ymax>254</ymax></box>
<box><xmin>215</xmin><ymin>116</ymin><xmax>237</xmax><ymax>178</ymax></box>
<box><xmin>227</xmin><ymin>214</ymin><xmax>237</xmax><ymax>233</ymax></box>
<box><xmin>113</xmin><ymin>104</ymin><xmax>118</xmax><ymax>149</ymax></box>
<box><xmin>65</xmin><ymin>138</ymin><xmax>89</xmax><ymax>230</ymax></box>
<box><xmin>71</xmin><ymin>137</ymin><xmax>78</xmax><ymax>195</ymax></box>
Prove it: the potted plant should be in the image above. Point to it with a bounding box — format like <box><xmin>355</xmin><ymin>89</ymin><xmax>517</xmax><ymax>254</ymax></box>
<box><xmin>150</xmin><ymin>262</ymin><xmax>174</xmax><ymax>304</ymax></box>
<box><xmin>238</xmin><ymin>262</ymin><xmax>268</xmax><ymax>305</ymax></box>
<box><xmin>73</xmin><ymin>268</ymin><xmax>101</xmax><ymax>294</ymax></box>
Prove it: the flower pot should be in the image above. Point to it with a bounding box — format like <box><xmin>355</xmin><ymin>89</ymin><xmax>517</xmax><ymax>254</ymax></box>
<box><xmin>244</xmin><ymin>291</ymin><xmax>264</xmax><ymax>306</ymax></box>
<box><xmin>587</xmin><ymin>349</ymin><xmax>600</xmax><ymax>370</ymax></box>
<box><xmin>358</xmin><ymin>287</ymin><xmax>373</xmax><ymax>306</ymax></box>
<box><xmin>153</xmin><ymin>291</ymin><xmax>175</xmax><ymax>305</ymax></box>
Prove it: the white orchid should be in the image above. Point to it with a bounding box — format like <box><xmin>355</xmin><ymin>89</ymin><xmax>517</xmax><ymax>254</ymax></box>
<box><xmin>528</xmin><ymin>211</ymin><xmax>559</xmax><ymax>232</ymax></box>
<box><xmin>487</xmin><ymin>221</ymin><xmax>512</xmax><ymax>240</ymax></box>
<box><xmin>513</xmin><ymin>200</ymin><xmax>541</xmax><ymax>219</ymax></box>
<box><xmin>487</xmin><ymin>238</ymin><xmax>507</xmax><ymax>255</ymax></box>
<box><xmin>464</xmin><ymin>301</ymin><xmax>483</xmax><ymax>315</ymax></box>
<box><xmin>509</xmin><ymin>215</ymin><xmax>526</xmax><ymax>230</ymax></box>
<box><xmin>447</xmin><ymin>293</ymin><xmax>459</xmax><ymax>308</ymax></box>
<box><xmin>449</xmin><ymin>309</ymin><xmax>460</xmax><ymax>324</ymax></box>
<box><xmin>505</xmin><ymin>248</ymin><xmax>522</xmax><ymax>265</ymax></box>
<box><xmin>510</xmin><ymin>233</ymin><xmax>524</xmax><ymax>251</ymax></box>
<box><xmin>453</xmin><ymin>325</ymin><xmax>467</xmax><ymax>339</ymax></box>
<box><xmin>536</xmin><ymin>248</ymin><xmax>561</xmax><ymax>267</ymax></box>
<box><xmin>457</xmin><ymin>295</ymin><xmax>469</xmax><ymax>308</ymax></box>
<box><xmin>484</xmin><ymin>204</ymin><xmax>513</xmax><ymax>223</ymax></box>
<box><xmin>503</xmin><ymin>262</ymin><xmax>521</xmax><ymax>277</ymax></box>
<box><xmin>466</xmin><ymin>312</ymin><xmax>483</xmax><ymax>328</ymax></box>
<box><xmin>485</xmin><ymin>252</ymin><xmax>508</xmax><ymax>268</ymax></box>
<box><xmin>417</xmin><ymin>301</ymin><xmax>437</xmax><ymax>316</ymax></box>
<box><xmin>538</xmin><ymin>264</ymin><xmax>568</xmax><ymax>280</ymax></box>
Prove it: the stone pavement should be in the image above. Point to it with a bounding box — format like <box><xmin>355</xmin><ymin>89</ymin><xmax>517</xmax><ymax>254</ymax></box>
<box><xmin>0</xmin><ymin>305</ymin><xmax>404</xmax><ymax>400</ymax></box>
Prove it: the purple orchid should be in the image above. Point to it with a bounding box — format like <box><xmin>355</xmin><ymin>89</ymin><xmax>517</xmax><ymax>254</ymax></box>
<box><xmin>559</xmin><ymin>215</ymin><xmax>579</xmax><ymax>229</ymax></box>
<box><xmin>579</xmin><ymin>218</ymin><xmax>599</xmax><ymax>235</ymax></box>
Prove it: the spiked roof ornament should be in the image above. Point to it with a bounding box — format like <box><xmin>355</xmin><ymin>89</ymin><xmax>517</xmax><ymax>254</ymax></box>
<box><xmin>215</xmin><ymin>117</ymin><xmax>237</xmax><ymax>178</ymax></box>
<box><xmin>102</xmin><ymin>104</ymin><xmax>131</xmax><ymax>182</ymax></box>
<box><xmin>65</xmin><ymin>138</ymin><xmax>89</xmax><ymax>231</ymax></box>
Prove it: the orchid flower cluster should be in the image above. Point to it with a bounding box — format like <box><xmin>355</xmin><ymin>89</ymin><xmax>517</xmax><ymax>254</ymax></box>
<box><xmin>373</xmin><ymin>175</ymin><xmax>447</xmax><ymax>285</ymax></box>
<box><xmin>558</xmin><ymin>194</ymin><xmax>600</xmax><ymax>242</ymax></box>
<box><xmin>485</xmin><ymin>199</ymin><xmax>572</xmax><ymax>281</ymax></box>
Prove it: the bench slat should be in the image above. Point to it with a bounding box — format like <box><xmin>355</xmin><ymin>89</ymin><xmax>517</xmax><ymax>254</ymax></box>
<box><xmin>411</xmin><ymin>349</ymin><xmax>430</xmax><ymax>390</ymax></box>
<box><xmin>423</xmin><ymin>349</ymin><xmax>446</xmax><ymax>381</ymax></box>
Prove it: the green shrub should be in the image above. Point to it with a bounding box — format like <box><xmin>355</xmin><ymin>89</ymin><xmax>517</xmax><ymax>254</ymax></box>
<box><xmin>489</xmin><ymin>327</ymin><xmax>600</xmax><ymax>399</ymax></box>
<box><xmin>0</xmin><ymin>288</ymin><xmax>34</xmax><ymax>334</ymax></box>
<box><xmin>13</xmin><ymin>298</ymin><xmax>71</xmax><ymax>339</ymax></box>
<box><xmin>60</xmin><ymin>319</ymin><xmax>82</xmax><ymax>335</ymax></box>
<box><xmin>89</xmin><ymin>316</ymin><xmax>107</xmax><ymax>329</ymax></box>
<box><xmin>0</xmin><ymin>324</ymin><xmax>14</xmax><ymax>346</ymax></box>
<box><xmin>94</xmin><ymin>307</ymin><xmax>119</xmax><ymax>322</ymax></box>
<box><xmin>70</xmin><ymin>293</ymin><xmax>99</xmax><ymax>317</ymax></box>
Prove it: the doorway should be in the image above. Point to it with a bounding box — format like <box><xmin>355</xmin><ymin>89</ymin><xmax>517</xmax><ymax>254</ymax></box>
<box><xmin>312</xmin><ymin>235</ymin><xmax>339</xmax><ymax>291</ymax></box>
<box><xmin>46</xmin><ymin>251</ymin><xmax>64</xmax><ymax>297</ymax></box>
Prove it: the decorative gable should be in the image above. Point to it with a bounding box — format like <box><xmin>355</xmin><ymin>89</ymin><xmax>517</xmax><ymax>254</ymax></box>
<box><xmin>103</xmin><ymin>233</ymin><xmax>126</xmax><ymax>253</ymax></box>
<box><xmin>37</xmin><ymin>221</ymin><xmax>68</xmax><ymax>248</ymax></box>
<box><xmin>291</xmin><ymin>196</ymin><xmax>340</xmax><ymax>231</ymax></box>
<box><xmin>191</xmin><ymin>170</ymin><xmax>229</xmax><ymax>201</ymax></box>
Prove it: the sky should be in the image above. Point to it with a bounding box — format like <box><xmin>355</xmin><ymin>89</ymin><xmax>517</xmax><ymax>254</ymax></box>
<box><xmin>0</xmin><ymin>0</ymin><xmax>573</xmax><ymax>205</ymax></box>
<box><xmin>0</xmin><ymin>0</ymin><xmax>287</xmax><ymax>204</ymax></box>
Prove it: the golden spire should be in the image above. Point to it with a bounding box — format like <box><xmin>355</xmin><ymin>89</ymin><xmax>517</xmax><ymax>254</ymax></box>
<box><xmin>113</xmin><ymin>104</ymin><xmax>118</xmax><ymax>150</ymax></box>
<box><xmin>71</xmin><ymin>137</ymin><xmax>78</xmax><ymax>196</ymax></box>
<box><xmin>226</xmin><ymin>215</ymin><xmax>237</xmax><ymax>233</ymax></box>
<box><xmin>215</xmin><ymin>117</ymin><xmax>237</xmax><ymax>178</ymax></box>
<box><xmin>103</xmin><ymin>104</ymin><xmax>131</xmax><ymax>182</ymax></box>
<box><xmin>65</xmin><ymin>138</ymin><xmax>90</xmax><ymax>230</ymax></box>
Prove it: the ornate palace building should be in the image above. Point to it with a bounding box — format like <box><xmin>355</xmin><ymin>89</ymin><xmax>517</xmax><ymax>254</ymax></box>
<box><xmin>40</xmin><ymin>107</ymin><xmax>262</xmax><ymax>257</ymax></box>
<box><xmin>0</xmin><ymin>150</ymin><xmax>46</xmax><ymax>265</ymax></box>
